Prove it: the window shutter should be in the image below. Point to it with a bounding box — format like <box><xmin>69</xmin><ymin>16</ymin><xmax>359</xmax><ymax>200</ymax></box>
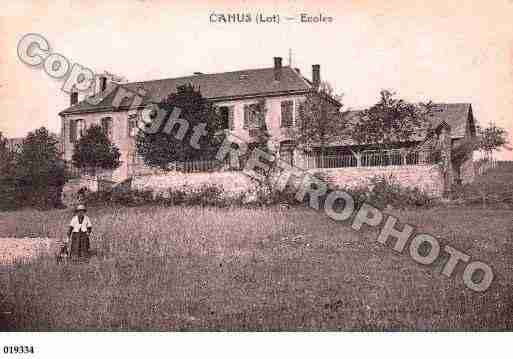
<box><xmin>295</xmin><ymin>101</ymin><xmax>303</xmax><ymax>128</ymax></box>
<box><xmin>128</xmin><ymin>115</ymin><xmax>138</xmax><ymax>137</ymax></box>
<box><xmin>243</xmin><ymin>105</ymin><xmax>249</xmax><ymax>129</ymax></box>
<box><xmin>281</xmin><ymin>100</ymin><xmax>293</xmax><ymax>128</ymax></box>
<box><xmin>228</xmin><ymin>106</ymin><xmax>234</xmax><ymax>130</ymax></box>
<box><xmin>69</xmin><ymin>120</ymin><xmax>76</xmax><ymax>142</ymax></box>
<box><xmin>101</xmin><ymin>117</ymin><xmax>113</xmax><ymax>139</ymax></box>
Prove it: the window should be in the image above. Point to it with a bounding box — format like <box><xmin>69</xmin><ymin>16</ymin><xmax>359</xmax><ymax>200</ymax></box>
<box><xmin>243</xmin><ymin>103</ymin><xmax>263</xmax><ymax>129</ymax></box>
<box><xmin>128</xmin><ymin>114</ymin><xmax>138</xmax><ymax>137</ymax></box>
<box><xmin>218</xmin><ymin>106</ymin><xmax>234</xmax><ymax>130</ymax></box>
<box><xmin>279</xmin><ymin>141</ymin><xmax>295</xmax><ymax>166</ymax></box>
<box><xmin>130</xmin><ymin>152</ymin><xmax>144</xmax><ymax>165</ymax></box>
<box><xmin>281</xmin><ymin>100</ymin><xmax>294</xmax><ymax>128</ymax></box>
<box><xmin>101</xmin><ymin>117</ymin><xmax>113</xmax><ymax>140</ymax></box>
<box><xmin>69</xmin><ymin>119</ymin><xmax>84</xmax><ymax>143</ymax></box>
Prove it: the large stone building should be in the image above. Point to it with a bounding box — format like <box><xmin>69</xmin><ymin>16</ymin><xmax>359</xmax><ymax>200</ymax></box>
<box><xmin>59</xmin><ymin>57</ymin><xmax>328</xmax><ymax>181</ymax></box>
<box><xmin>59</xmin><ymin>57</ymin><xmax>476</xmax><ymax>197</ymax></box>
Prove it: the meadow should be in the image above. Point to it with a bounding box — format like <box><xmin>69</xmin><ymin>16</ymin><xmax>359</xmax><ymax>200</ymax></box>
<box><xmin>0</xmin><ymin>164</ymin><xmax>512</xmax><ymax>331</ymax></box>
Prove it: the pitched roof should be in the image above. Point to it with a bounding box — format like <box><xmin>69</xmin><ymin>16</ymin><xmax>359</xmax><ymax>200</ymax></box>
<box><xmin>60</xmin><ymin>66</ymin><xmax>312</xmax><ymax>115</ymax></box>
<box><xmin>427</xmin><ymin>103</ymin><xmax>472</xmax><ymax>139</ymax></box>
<box><xmin>334</xmin><ymin>103</ymin><xmax>472</xmax><ymax>144</ymax></box>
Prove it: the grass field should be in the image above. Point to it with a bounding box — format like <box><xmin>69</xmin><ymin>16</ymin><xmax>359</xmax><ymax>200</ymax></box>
<box><xmin>1</xmin><ymin>164</ymin><xmax>512</xmax><ymax>330</ymax></box>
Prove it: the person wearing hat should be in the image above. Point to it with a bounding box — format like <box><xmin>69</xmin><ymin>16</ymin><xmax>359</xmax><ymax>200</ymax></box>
<box><xmin>67</xmin><ymin>204</ymin><xmax>93</xmax><ymax>260</ymax></box>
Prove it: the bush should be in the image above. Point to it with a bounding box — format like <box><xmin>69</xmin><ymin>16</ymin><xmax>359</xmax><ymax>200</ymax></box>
<box><xmin>342</xmin><ymin>175</ymin><xmax>434</xmax><ymax>209</ymax></box>
<box><xmin>12</xmin><ymin>128</ymin><xmax>66</xmax><ymax>209</ymax></box>
<box><xmin>82</xmin><ymin>183</ymin><xmax>246</xmax><ymax>208</ymax></box>
<box><xmin>248</xmin><ymin>180</ymin><xmax>303</xmax><ymax>207</ymax></box>
<box><xmin>169</xmin><ymin>184</ymin><xmax>231</xmax><ymax>207</ymax></box>
<box><xmin>85</xmin><ymin>188</ymin><xmax>154</xmax><ymax>207</ymax></box>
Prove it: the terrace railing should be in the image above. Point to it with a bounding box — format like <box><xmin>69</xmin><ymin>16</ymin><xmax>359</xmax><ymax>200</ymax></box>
<box><xmin>302</xmin><ymin>150</ymin><xmax>438</xmax><ymax>169</ymax></box>
<box><xmin>172</xmin><ymin>159</ymin><xmax>226</xmax><ymax>173</ymax></box>
<box><xmin>128</xmin><ymin>158</ymin><xmax>234</xmax><ymax>176</ymax></box>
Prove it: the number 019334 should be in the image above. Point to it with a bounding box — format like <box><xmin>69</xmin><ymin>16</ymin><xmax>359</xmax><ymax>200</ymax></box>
<box><xmin>3</xmin><ymin>346</ymin><xmax>35</xmax><ymax>354</ymax></box>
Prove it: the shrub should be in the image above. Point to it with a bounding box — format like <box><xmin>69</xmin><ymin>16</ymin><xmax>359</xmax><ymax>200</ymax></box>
<box><xmin>249</xmin><ymin>180</ymin><xmax>303</xmax><ymax>207</ymax></box>
<box><xmin>83</xmin><ymin>183</ymin><xmax>246</xmax><ymax>208</ymax></box>
<box><xmin>180</xmin><ymin>184</ymin><xmax>226</xmax><ymax>207</ymax></box>
<box><xmin>345</xmin><ymin>175</ymin><xmax>434</xmax><ymax>209</ymax></box>
<box><xmin>72</xmin><ymin>125</ymin><xmax>121</xmax><ymax>175</ymax></box>
<box><xmin>85</xmin><ymin>188</ymin><xmax>154</xmax><ymax>207</ymax></box>
<box><xmin>13</xmin><ymin>128</ymin><xmax>66</xmax><ymax>209</ymax></box>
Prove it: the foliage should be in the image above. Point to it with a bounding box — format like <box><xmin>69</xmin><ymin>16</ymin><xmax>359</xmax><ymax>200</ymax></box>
<box><xmin>0</xmin><ymin>132</ymin><xmax>17</xmax><ymax>210</ymax></box>
<box><xmin>348</xmin><ymin>90</ymin><xmax>434</xmax><ymax>163</ymax></box>
<box><xmin>292</xmin><ymin>82</ymin><xmax>345</xmax><ymax>154</ymax></box>
<box><xmin>344</xmin><ymin>175</ymin><xmax>434</xmax><ymax>209</ymax></box>
<box><xmin>83</xmin><ymin>183</ymin><xmax>242</xmax><ymax>208</ymax></box>
<box><xmin>72</xmin><ymin>124</ymin><xmax>121</xmax><ymax>174</ymax></box>
<box><xmin>14</xmin><ymin>127</ymin><xmax>66</xmax><ymax>208</ymax></box>
<box><xmin>476</xmin><ymin>123</ymin><xmax>511</xmax><ymax>158</ymax></box>
<box><xmin>136</xmin><ymin>84</ymin><xmax>225</xmax><ymax>170</ymax></box>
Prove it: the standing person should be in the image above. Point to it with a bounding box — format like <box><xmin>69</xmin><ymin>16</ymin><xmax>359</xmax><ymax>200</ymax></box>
<box><xmin>67</xmin><ymin>204</ymin><xmax>93</xmax><ymax>261</ymax></box>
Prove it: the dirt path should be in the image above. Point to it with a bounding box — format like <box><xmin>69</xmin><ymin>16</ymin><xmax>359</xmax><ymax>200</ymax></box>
<box><xmin>0</xmin><ymin>237</ymin><xmax>60</xmax><ymax>265</ymax></box>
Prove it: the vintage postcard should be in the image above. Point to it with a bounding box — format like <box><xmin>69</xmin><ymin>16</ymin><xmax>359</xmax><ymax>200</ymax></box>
<box><xmin>1</xmin><ymin>0</ymin><xmax>512</xmax><ymax>355</ymax></box>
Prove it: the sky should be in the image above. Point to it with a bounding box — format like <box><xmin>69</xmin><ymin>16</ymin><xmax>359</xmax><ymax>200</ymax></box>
<box><xmin>1</xmin><ymin>0</ymin><xmax>513</xmax><ymax>159</ymax></box>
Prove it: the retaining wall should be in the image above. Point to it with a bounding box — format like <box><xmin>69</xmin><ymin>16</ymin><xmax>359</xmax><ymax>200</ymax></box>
<box><xmin>132</xmin><ymin>171</ymin><xmax>257</xmax><ymax>198</ymax></box>
<box><xmin>309</xmin><ymin>164</ymin><xmax>445</xmax><ymax>197</ymax></box>
<box><xmin>132</xmin><ymin>164</ymin><xmax>445</xmax><ymax>199</ymax></box>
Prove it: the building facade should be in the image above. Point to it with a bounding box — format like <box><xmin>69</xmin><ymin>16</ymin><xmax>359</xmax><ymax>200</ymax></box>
<box><xmin>59</xmin><ymin>57</ymin><xmax>325</xmax><ymax>181</ymax></box>
<box><xmin>59</xmin><ymin>58</ymin><xmax>476</xmax><ymax>196</ymax></box>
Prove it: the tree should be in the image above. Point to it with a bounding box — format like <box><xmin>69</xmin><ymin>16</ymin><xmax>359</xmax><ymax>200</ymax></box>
<box><xmin>476</xmin><ymin>122</ymin><xmax>511</xmax><ymax>161</ymax></box>
<box><xmin>72</xmin><ymin>124</ymin><xmax>121</xmax><ymax>176</ymax></box>
<box><xmin>292</xmin><ymin>82</ymin><xmax>345</xmax><ymax>156</ymax></box>
<box><xmin>349</xmin><ymin>90</ymin><xmax>434</xmax><ymax>165</ymax></box>
<box><xmin>136</xmin><ymin>84</ymin><xmax>225</xmax><ymax>170</ymax></box>
<box><xmin>15</xmin><ymin>127</ymin><xmax>66</xmax><ymax>208</ymax></box>
<box><xmin>0</xmin><ymin>132</ymin><xmax>17</xmax><ymax>210</ymax></box>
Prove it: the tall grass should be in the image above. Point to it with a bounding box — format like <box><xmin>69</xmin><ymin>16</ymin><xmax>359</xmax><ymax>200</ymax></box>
<box><xmin>1</xmin><ymin>203</ymin><xmax>512</xmax><ymax>330</ymax></box>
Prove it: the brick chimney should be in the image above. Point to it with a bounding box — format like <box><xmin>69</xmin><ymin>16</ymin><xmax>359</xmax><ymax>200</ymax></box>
<box><xmin>274</xmin><ymin>57</ymin><xmax>282</xmax><ymax>81</ymax></box>
<box><xmin>70</xmin><ymin>91</ymin><xmax>78</xmax><ymax>105</ymax></box>
<box><xmin>312</xmin><ymin>64</ymin><xmax>320</xmax><ymax>89</ymax></box>
<box><xmin>99</xmin><ymin>75</ymin><xmax>107</xmax><ymax>93</ymax></box>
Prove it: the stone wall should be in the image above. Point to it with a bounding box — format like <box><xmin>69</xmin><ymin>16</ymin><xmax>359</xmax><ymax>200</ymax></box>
<box><xmin>132</xmin><ymin>171</ymin><xmax>257</xmax><ymax>198</ymax></box>
<box><xmin>309</xmin><ymin>165</ymin><xmax>445</xmax><ymax>197</ymax></box>
<box><xmin>132</xmin><ymin>164</ymin><xmax>445</xmax><ymax>199</ymax></box>
<box><xmin>459</xmin><ymin>152</ymin><xmax>475</xmax><ymax>184</ymax></box>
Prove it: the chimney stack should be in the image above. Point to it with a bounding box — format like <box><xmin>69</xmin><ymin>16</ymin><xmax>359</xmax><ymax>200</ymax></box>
<box><xmin>312</xmin><ymin>64</ymin><xmax>320</xmax><ymax>89</ymax></box>
<box><xmin>99</xmin><ymin>75</ymin><xmax>107</xmax><ymax>93</ymax></box>
<box><xmin>70</xmin><ymin>91</ymin><xmax>78</xmax><ymax>105</ymax></box>
<box><xmin>274</xmin><ymin>57</ymin><xmax>282</xmax><ymax>81</ymax></box>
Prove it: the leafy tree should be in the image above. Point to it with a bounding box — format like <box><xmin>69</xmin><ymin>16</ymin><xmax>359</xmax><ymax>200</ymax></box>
<box><xmin>15</xmin><ymin>127</ymin><xmax>66</xmax><ymax>208</ymax></box>
<box><xmin>244</xmin><ymin>99</ymin><xmax>274</xmax><ymax>171</ymax></box>
<box><xmin>72</xmin><ymin>124</ymin><xmax>121</xmax><ymax>176</ymax></box>
<box><xmin>246</xmin><ymin>99</ymin><xmax>270</xmax><ymax>151</ymax></box>
<box><xmin>0</xmin><ymin>132</ymin><xmax>17</xmax><ymax>210</ymax></box>
<box><xmin>136</xmin><ymin>84</ymin><xmax>225</xmax><ymax>170</ymax></box>
<box><xmin>349</xmin><ymin>90</ymin><xmax>434</xmax><ymax>165</ymax></box>
<box><xmin>292</xmin><ymin>82</ymin><xmax>345</xmax><ymax>156</ymax></box>
<box><xmin>476</xmin><ymin>122</ymin><xmax>511</xmax><ymax>161</ymax></box>
<box><xmin>0</xmin><ymin>132</ymin><xmax>11</xmax><ymax>162</ymax></box>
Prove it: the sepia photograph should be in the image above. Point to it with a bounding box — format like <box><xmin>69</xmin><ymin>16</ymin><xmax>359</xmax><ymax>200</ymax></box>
<box><xmin>1</xmin><ymin>0</ymin><xmax>512</xmax><ymax>355</ymax></box>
